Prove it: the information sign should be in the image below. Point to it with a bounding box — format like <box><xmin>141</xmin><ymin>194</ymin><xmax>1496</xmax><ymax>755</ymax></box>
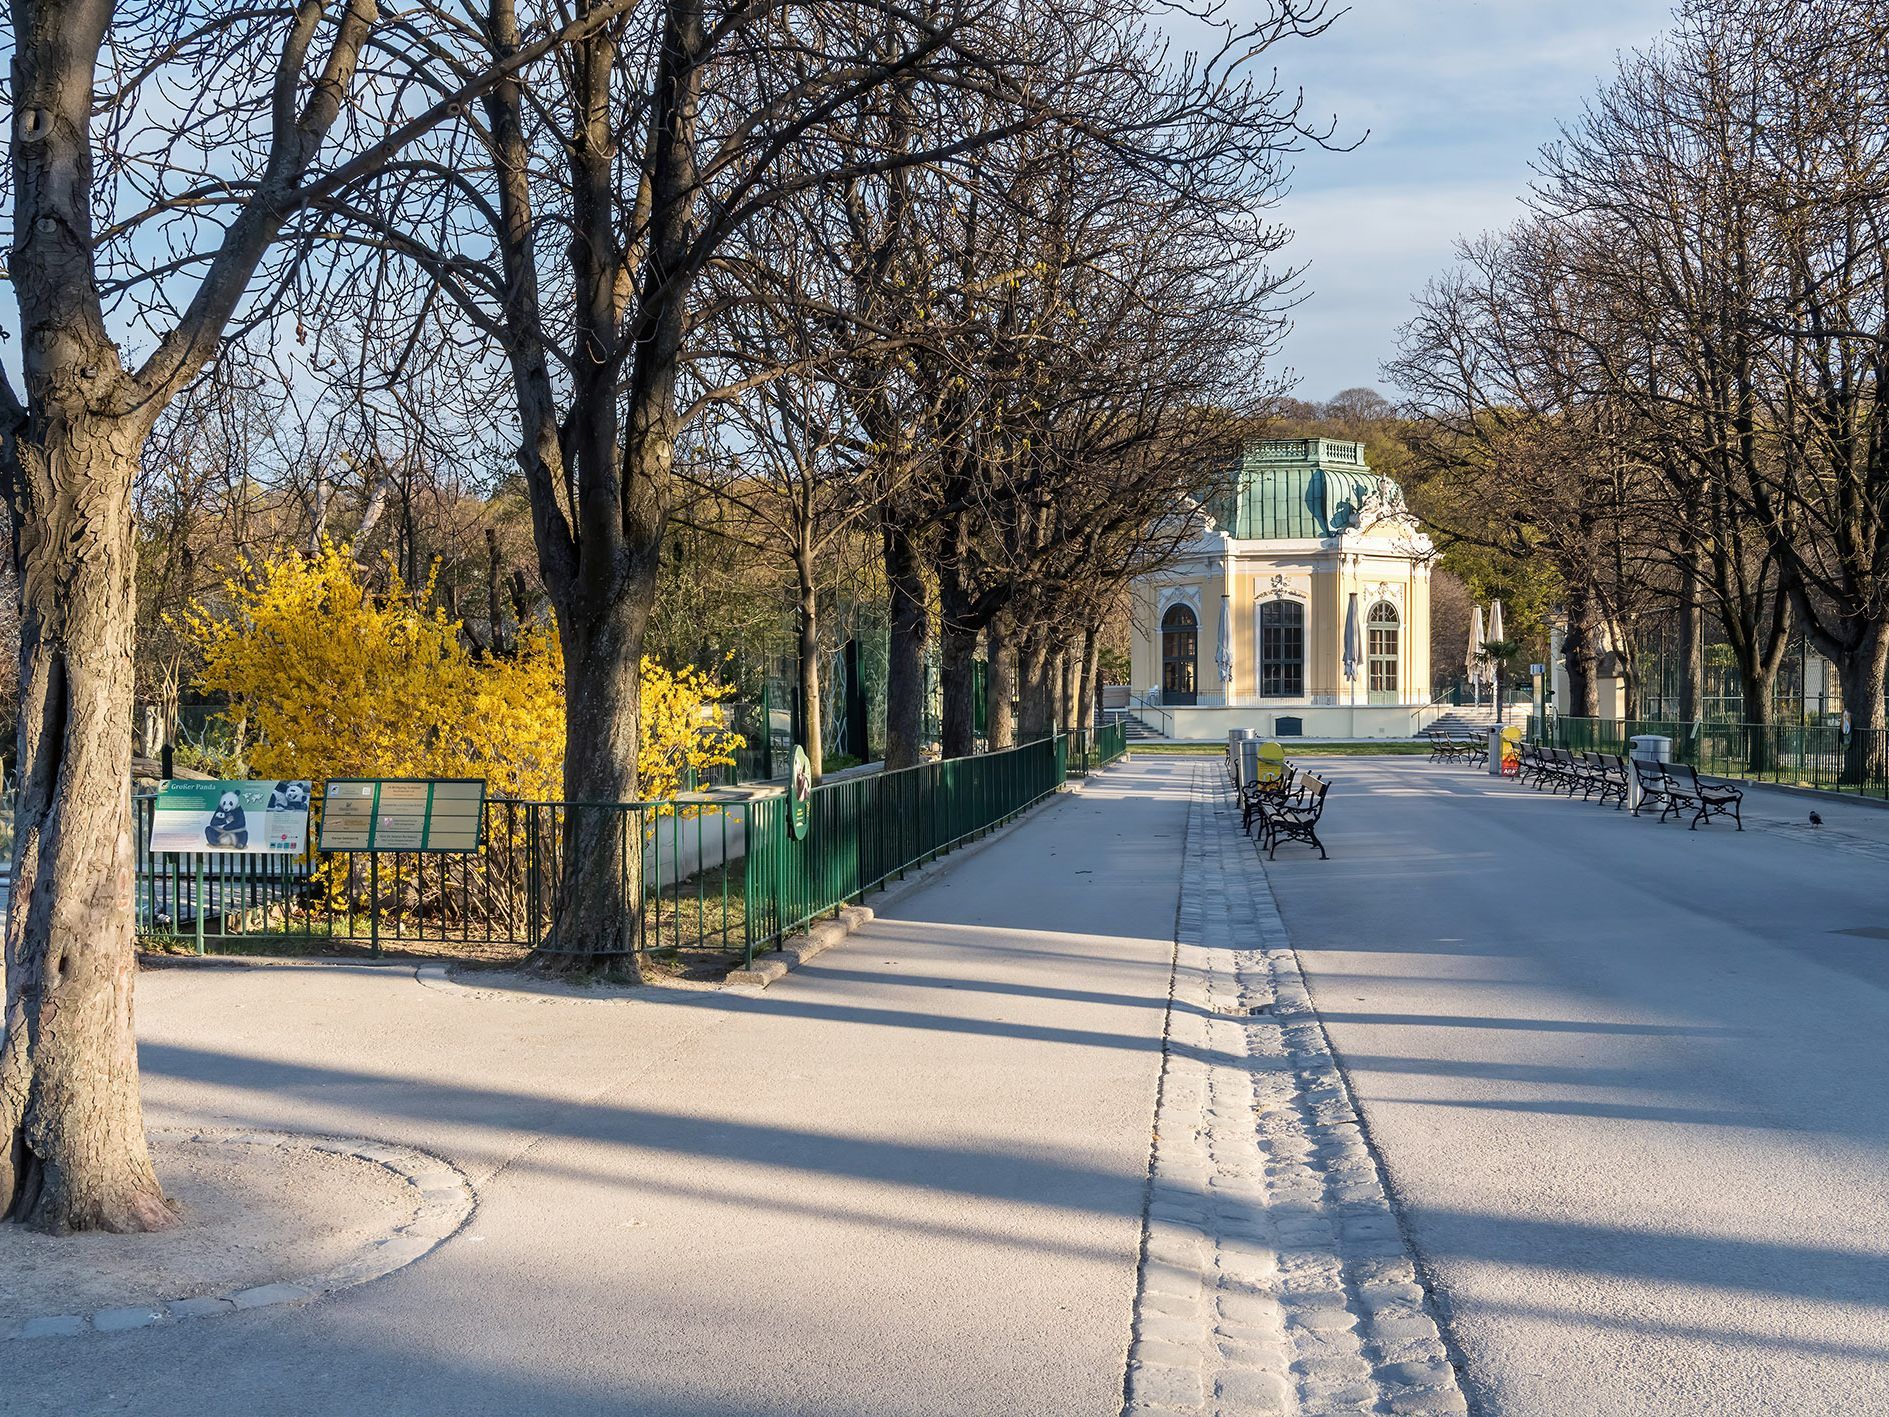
<box><xmin>789</xmin><ymin>746</ymin><xmax>812</xmax><ymax>841</ymax></box>
<box><xmin>318</xmin><ymin>779</ymin><xmax>487</xmax><ymax>853</ymax></box>
<box><xmin>149</xmin><ymin>779</ymin><xmax>312</xmax><ymax>856</ymax></box>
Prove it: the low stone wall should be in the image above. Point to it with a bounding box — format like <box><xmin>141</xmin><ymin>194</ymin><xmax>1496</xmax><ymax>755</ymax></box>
<box><xmin>1158</xmin><ymin>703</ymin><xmax>1443</xmax><ymax>741</ymax></box>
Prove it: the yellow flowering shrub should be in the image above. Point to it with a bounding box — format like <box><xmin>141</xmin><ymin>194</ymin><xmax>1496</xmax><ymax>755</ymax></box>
<box><xmin>638</xmin><ymin>659</ymin><xmax>743</xmax><ymax>803</ymax></box>
<box><xmin>182</xmin><ymin>540</ymin><xmax>740</xmax><ymax>805</ymax></box>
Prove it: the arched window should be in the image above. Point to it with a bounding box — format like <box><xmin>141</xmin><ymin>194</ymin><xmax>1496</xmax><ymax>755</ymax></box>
<box><xmin>1367</xmin><ymin>601</ymin><xmax>1400</xmax><ymax>701</ymax></box>
<box><xmin>1161</xmin><ymin>604</ymin><xmax>1198</xmax><ymax>705</ymax></box>
<box><xmin>1259</xmin><ymin>599</ymin><xmax>1304</xmax><ymax>697</ymax></box>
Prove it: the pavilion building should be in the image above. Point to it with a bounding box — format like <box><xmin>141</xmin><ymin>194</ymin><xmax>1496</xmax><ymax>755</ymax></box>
<box><xmin>1127</xmin><ymin>437</ymin><xmax>1436</xmax><ymax>739</ymax></box>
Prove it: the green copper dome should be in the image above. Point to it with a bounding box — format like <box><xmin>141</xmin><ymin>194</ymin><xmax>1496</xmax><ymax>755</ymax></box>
<box><xmin>1208</xmin><ymin>438</ymin><xmax>1401</xmax><ymax>540</ymax></box>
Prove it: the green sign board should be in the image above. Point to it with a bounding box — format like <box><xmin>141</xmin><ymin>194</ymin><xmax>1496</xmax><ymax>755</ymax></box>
<box><xmin>789</xmin><ymin>746</ymin><xmax>812</xmax><ymax>841</ymax></box>
<box><xmin>149</xmin><ymin>779</ymin><xmax>312</xmax><ymax>856</ymax></box>
<box><xmin>318</xmin><ymin>779</ymin><xmax>487</xmax><ymax>853</ymax></box>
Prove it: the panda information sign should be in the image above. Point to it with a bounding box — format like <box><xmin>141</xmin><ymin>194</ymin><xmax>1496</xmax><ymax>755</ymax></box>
<box><xmin>149</xmin><ymin>779</ymin><xmax>312</xmax><ymax>855</ymax></box>
<box><xmin>318</xmin><ymin>778</ymin><xmax>486</xmax><ymax>853</ymax></box>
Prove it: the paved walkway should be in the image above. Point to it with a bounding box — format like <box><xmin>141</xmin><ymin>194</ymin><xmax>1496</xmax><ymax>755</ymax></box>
<box><xmin>1263</xmin><ymin>757</ymin><xmax>1889</xmax><ymax>1415</ymax></box>
<box><xmin>3</xmin><ymin>760</ymin><xmax>1199</xmax><ymax>1415</ymax></box>
<box><xmin>24</xmin><ymin>753</ymin><xmax>1879</xmax><ymax>1415</ymax></box>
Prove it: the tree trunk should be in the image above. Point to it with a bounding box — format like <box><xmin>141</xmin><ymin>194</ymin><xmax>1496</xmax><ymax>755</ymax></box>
<box><xmin>536</xmin><ymin>589</ymin><xmax>651</xmax><ymax>974</ymax></box>
<box><xmin>1835</xmin><ymin>626</ymin><xmax>1889</xmax><ymax>788</ymax></box>
<box><xmin>1678</xmin><ymin>566</ymin><xmax>1703</xmax><ymax>724</ymax></box>
<box><xmin>1017</xmin><ymin>627</ymin><xmax>1056</xmax><ymax>741</ymax></box>
<box><xmin>1077</xmin><ymin>628</ymin><xmax>1101</xmax><ymax>735</ymax></box>
<box><xmin>1059</xmin><ymin>644</ymin><xmax>1082</xmax><ymax>736</ymax></box>
<box><xmin>1</xmin><ymin>416</ymin><xmax>174</xmax><ymax>1234</ymax></box>
<box><xmin>1736</xmin><ymin>662</ymin><xmax>1779</xmax><ymax>775</ymax></box>
<box><xmin>795</xmin><ymin>547</ymin><xmax>823</xmax><ymax>781</ymax></box>
<box><xmin>987</xmin><ymin>614</ymin><xmax>1017</xmax><ymax>751</ymax></box>
<box><xmin>883</xmin><ymin>523</ymin><xmax>927</xmax><ymax>770</ymax></box>
<box><xmin>1563</xmin><ymin>592</ymin><xmax>1600</xmax><ymax>719</ymax></box>
<box><xmin>940</xmin><ymin>622</ymin><xmax>977</xmax><ymax>760</ymax></box>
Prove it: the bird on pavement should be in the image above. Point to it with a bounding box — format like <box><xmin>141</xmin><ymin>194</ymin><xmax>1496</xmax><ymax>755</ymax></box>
<box><xmin>1809</xmin><ymin>811</ymin><xmax>1823</xmax><ymax>827</ymax></box>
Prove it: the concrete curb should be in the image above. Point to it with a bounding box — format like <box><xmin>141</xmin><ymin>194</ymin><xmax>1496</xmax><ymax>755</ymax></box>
<box><xmin>723</xmin><ymin>776</ymin><xmax>1101</xmax><ymax>988</ymax></box>
<box><xmin>7</xmin><ymin>1129</ymin><xmax>474</xmax><ymax>1341</ymax></box>
<box><xmin>723</xmin><ymin>903</ymin><xmax>876</xmax><ymax>987</ymax></box>
<box><xmin>723</xmin><ymin>769</ymin><xmax>1126</xmax><ymax>990</ymax></box>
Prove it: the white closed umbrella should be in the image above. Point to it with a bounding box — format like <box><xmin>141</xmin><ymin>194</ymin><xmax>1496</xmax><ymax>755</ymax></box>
<box><xmin>1215</xmin><ymin>593</ymin><xmax>1233</xmax><ymax>688</ymax></box>
<box><xmin>1467</xmin><ymin>603</ymin><xmax>1486</xmax><ymax>706</ymax></box>
<box><xmin>1487</xmin><ymin>599</ymin><xmax>1505</xmax><ymax>711</ymax></box>
<box><xmin>1343</xmin><ymin>592</ymin><xmax>1361</xmax><ymax>702</ymax></box>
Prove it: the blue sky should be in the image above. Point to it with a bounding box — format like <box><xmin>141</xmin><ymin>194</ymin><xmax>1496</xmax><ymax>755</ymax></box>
<box><xmin>1252</xmin><ymin>0</ymin><xmax>1673</xmax><ymax>402</ymax></box>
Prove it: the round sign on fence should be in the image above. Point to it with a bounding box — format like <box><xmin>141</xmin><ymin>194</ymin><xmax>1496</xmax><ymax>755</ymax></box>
<box><xmin>789</xmin><ymin>745</ymin><xmax>813</xmax><ymax>840</ymax></box>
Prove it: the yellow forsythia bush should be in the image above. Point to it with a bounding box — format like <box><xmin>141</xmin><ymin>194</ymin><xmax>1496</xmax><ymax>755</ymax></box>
<box><xmin>183</xmin><ymin>540</ymin><xmax>740</xmax><ymax>804</ymax></box>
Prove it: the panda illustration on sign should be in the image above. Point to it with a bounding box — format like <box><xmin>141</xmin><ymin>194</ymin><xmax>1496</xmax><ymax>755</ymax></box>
<box><xmin>267</xmin><ymin>780</ymin><xmax>310</xmax><ymax>813</ymax></box>
<box><xmin>205</xmin><ymin>791</ymin><xmax>249</xmax><ymax>849</ymax></box>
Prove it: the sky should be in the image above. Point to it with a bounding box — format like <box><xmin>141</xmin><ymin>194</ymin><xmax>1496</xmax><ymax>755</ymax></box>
<box><xmin>1248</xmin><ymin>0</ymin><xmax>1674</xmax><ymax>403</ymax></box>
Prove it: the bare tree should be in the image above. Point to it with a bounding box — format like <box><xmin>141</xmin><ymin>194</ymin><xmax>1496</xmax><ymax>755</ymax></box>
<box><xmin>0</xmin><ymin>0</ymin><xmax>664</xmax><ymax>1232</ymax></box>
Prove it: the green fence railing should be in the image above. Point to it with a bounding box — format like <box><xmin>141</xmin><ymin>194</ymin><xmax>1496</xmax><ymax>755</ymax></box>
<box><xmin>742</xmin><ymin>734</ymin><xmax>1067</xmax><ymax>958</ymax></box>
<box><xmin>133</xmin><ymin>793</ymin><xmax>749</xmax><ymax>960</ymax></box>
<box><xmin>133</xmin><ymin>732</ymin><xmax>1103</xmax><ymax>968</ymax></box>
<box><xmin>1530</xmin><ymin>716</ymin><xmax>1889</xmax><ymax>801</ymax></box>
<box><xmin>1065</xmin><ymin>721</ymin><xmax>1129</xmax><ymax>779</ymax></box>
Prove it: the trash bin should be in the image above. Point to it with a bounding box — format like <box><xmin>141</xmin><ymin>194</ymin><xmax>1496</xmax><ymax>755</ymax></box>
<box><xmin>1239</xmin><ymin>738</ymin><xmax>1262</xmax><ymax>787</ymax></box>
<box><xmin>1228</xmin><ymin>729</ymin><xmax>1251</xmax><ymax>785</ymax></box>
<box><xmin>1627</xmin><ymin>734</ymin><xmax>1672</xmax><ymax>811</ymax></box>
<box><xmin>1487</xmin><ymin>726</ymin><xmax>1506</xmax><ymax>777</ymax></box>
<box><xmin>1630</xmin><ymin>734</ymin><xmax>1672</xmax><ymax>763</ymax></box>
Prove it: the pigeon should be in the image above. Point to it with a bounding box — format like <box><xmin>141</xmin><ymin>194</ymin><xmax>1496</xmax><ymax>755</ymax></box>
<box><xmin>1809</xmin><ymin>811</ymin><xmax>1823</xmax><ymax>827</ymax></box>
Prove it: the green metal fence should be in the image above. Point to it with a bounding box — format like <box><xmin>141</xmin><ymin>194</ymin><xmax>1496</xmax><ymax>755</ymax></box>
<box><xmin>133</xmin><ymin>732</ymin><xmax>1098</xmax><ymax>965</ymax></box>
<box><xmin>1065</xmin><ymin>722</ymin><xmax>1129</xmax><ymax>778</ymax></box>
<box><xmin>741</xmin><ymin>735</ymin><xmax>1068</xmax><ymax>959</ymax></box>
<box><xmin>1530</xmin><ymin>716</ymin><xmax>1889</xmax><ymax>801</ymax></box>
<box><xmin>133</xmin><ymin>794</ymin><xmax>751</xmax><ymax>960</ymax></box>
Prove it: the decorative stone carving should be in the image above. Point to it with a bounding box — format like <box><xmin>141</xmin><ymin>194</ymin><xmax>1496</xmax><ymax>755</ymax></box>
<box><xmin>1158</xmin><ymin>583</ymin><xmax>1204</xmax><ymax>621</ymax></box>
<box><xmin>1339</xmin><ymin>475</ymin><xmax>1416</xmax><ymax>535</ymax></box>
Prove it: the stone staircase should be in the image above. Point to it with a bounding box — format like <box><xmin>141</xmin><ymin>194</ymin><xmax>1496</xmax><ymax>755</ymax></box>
<box><xmin>1426</xmin><ymin>703</ymin><xmax>1531</xmax><ymax>734</ymax></box>
<box><xmin>1099</xmin><ymin>708</ymin><xmax>1164</xmax><ymax>741</ymax></box>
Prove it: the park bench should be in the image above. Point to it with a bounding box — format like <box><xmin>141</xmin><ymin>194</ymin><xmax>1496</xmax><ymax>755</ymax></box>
<box><xmin>1529</xmin><ymin>746</ymin><xmax>1575</xmax><ymax>793</ymax></box>
<box><xmin>1628</xmin><ymin>756</ymin><xmax>1674</xmax><ymax>818</ymax></box>
<box><xmin>1260</xmin><ymin>773</ymin><xmax>1330</xmax><ymax>860</ymax></box>
<box><xmin>1566</xmin><ymin>750</ymin><xmax>1611</xmax><ymax>800</ymax></box>
<box><xmin>1655</xmin><ymin>760</ymin><xmax>1745</xmax><ymax>830</ymax></box>
<box><xmin>1517</xmin><ymin>740</ymin><xmax>1539</xmax><ymax>782</ymax></box>
<box><xmin>1581</xmin><ymin>752</ymin><xmax>1629</xmax><ymax>808</ymax></box>
<box><xmin>1242</xmin><ymin>764</ymin><xmax>1297</xmax><ymax>835</ymax></box>
<box><xmin>1425</xmin><ymin>731</ymin><xmax>1484</xmax><ymax>765</ymax></box>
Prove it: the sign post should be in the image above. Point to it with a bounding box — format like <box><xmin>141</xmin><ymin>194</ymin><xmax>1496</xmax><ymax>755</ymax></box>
<box><xmin>318</xmin><ymin>779</ymin><xmax>487</xmax><ymax>853</ymax></box>
<box><xmin>319</xmin><ymin>779</ymin><xmax>488</xmax><ymax>957</ymax></box>
<box><xmin>788</xmin><ymin>747</ymin><xmax>812</xmax><ymax>841</ymax></box>
<box><xmin>149</xmin><ymin>780</ymin><xmax>312</xmax><ymax>953</ymax></box>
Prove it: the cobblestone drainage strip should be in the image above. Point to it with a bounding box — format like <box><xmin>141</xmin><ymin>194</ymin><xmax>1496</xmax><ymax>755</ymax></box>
<box><xmin>1120</xmin><ymin>764</ymin><xmax>1470</xmax><ymax>1416</ymax></box>
<box><xmin>6</xmin><ymin>1130</ymin><xmax>474</xmax><ymax>1340</ymax></box>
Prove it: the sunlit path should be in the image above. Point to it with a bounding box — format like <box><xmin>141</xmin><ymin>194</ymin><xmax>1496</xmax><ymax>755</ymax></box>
<box><xmin>1263</xmin><ymin>756</ymin><xmax>1889</xmax><ymax>1415</ymax></box>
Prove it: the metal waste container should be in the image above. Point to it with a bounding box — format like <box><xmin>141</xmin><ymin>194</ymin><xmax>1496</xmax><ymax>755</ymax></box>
<box><xmin>1239</xmin><ymin>738</ymin><xmax>1262</xmax><ymax>787</ymax></box>
<box><xmin>1227</xmin><ymin>729</ymin><xmax>1252</xmax><ymax>786</ymax></box>
<box><xmin>1627</xmin><ymin>734</ymin><xmax>1672</xmax><ymax>811</ymax></box>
